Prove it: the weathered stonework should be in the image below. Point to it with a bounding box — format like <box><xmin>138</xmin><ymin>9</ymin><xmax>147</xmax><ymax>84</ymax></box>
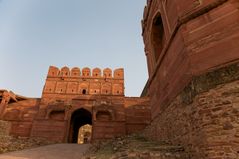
<box><xmin>144</xmin><ymin>65</ymin><xmax>239</xmax><ymax>158</ymax></box>
<box><xmin>0</xmin><ymin>66</ymin><xmax>150</xmax><ymax>143</ymax></box>
<box><xmin>142</xmin><ymin>0</ymin><xmax>239</xmax><ymax>158</ymax></box>
<box><xmin>0</xmin><ymin>1</ymin><xmax>239</xmax><ymax>158</ymax></box>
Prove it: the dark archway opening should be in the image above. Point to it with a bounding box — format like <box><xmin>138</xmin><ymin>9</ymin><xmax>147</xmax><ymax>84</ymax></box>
<box><xmin>82</xmin><ymin>89</ymin><xmax>86</xmax><ymax>95</ymax></box>
<box><xmin>151</xmin><ymin>14</ymin><xmax>165</xmax><ymax>62</ymax></box>
<box><xmin>69</xmin><ymin>108</ymin><xmax>92</xmax><ymax>143</ymax></box>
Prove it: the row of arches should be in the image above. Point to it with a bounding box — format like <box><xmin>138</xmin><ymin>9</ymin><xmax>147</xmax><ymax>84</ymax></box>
<box><xmin>48</xmin><ymin>66</ymin><xmax>124</xmax><ymax>78</ymax></box>
<box><xmin>44</xmin><ymin>81</ymin><xmax>124</xmax><ymax>95</ymax></box>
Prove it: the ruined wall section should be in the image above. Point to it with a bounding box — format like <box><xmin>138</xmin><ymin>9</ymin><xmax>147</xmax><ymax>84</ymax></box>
<box><xmin>2</xmin><ymin>99</ymin><xmax>40</xmax><ymax>137</ymax></box>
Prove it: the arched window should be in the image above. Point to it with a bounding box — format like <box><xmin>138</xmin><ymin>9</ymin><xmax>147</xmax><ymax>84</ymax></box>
<box><xmin>151</xmin><ymin>13</ymin><xmax>165</xmax><ymax>62</ymax></box>
<box><xmin>82</xmin><ymin>89</ymin><xmax>86</xmax><ymax>94</ymax></box>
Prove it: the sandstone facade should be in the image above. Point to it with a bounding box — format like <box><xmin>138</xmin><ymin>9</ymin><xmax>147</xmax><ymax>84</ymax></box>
<box><xmin>0</xmin><ymin>66</ymin><xmax>150</xmax><ymax>143</ymax></box>
<box><xmin>142</xmin><ymin>0</ymin><xmax>239</xmax><ymax>158</ymax></box>
<box><xmin>1</xmin><ymin>1</ymin><xmax>239</xmax><ymax>158</ymax></box>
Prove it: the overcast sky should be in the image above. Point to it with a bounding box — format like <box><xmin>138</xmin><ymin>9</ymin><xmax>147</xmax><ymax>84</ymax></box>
<box><xmin>0</xmin><ymin>0</ymin><xmax>148</xmax><ymax>97</ymax></box>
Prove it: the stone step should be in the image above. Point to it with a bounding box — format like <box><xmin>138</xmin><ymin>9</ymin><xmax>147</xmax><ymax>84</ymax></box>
<box><xmin>140</xmin><ymin>145</ymin><xmax>185</xmax><ymax>152</ymax></box>
<box><xmin>112</xmin><ymin>150</ymin><xmax>190</xmax><ymax>159</ymax></box>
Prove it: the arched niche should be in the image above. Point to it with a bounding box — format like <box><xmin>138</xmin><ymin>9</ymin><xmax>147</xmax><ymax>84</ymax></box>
<box><xmin>101</xmin><ymin>83</ymin><xmax>112</xmax><ymax>95</ymax></box>
<box><xmin>151</xmin><ymin>12</ymin><xmax>165</xmax><ymax>62</ymax></box>
<box><xmin>78</xmin><ymin>83</ymin><xmax>89</xmax><ymax>95</ymax></box>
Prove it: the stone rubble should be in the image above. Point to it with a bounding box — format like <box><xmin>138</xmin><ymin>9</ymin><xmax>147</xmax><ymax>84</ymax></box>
<box><xmin>82</xmin><ymin>134</ymin><xmax>191</xmax><ymax>159</ymax></box>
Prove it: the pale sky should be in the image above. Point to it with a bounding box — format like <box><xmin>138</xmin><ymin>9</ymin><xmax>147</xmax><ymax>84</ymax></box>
<box><xmin>0</xmin><ymin>0</ymin><xmax>148</xmax><ymax>97</ymax></box>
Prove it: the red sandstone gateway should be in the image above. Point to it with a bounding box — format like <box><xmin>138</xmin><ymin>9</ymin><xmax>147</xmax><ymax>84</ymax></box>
<box><xmin>0</xmin><ymin>66</ymin><xmax>150</xmax><ymax>143</ymax></box>
<box><xmin>1</xmin><ymin>0</ymin><xmax>239</xmax><ymax>158</ymax></box>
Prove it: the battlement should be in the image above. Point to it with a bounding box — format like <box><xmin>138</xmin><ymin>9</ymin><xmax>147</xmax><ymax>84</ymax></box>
<box><xmin>47</xmin><ymin>66</ymin><xmax>124</xmax><ymax>79</ymax></box>
<box><xmin>43</xmin><ymin>66</ymin><xmax>125</xmax><ymax>96</ymax></box>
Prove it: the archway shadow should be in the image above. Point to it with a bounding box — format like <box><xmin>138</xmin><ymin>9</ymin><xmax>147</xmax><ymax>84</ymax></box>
<box><xmin>69</xmin><ymin>108</ymin><xmax>92</xmax><ymax>143</ymax></box>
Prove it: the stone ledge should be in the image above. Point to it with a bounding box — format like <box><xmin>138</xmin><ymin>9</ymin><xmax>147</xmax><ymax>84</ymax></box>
<box><xmin>181</xmin><ymin>62</ymin><xmax>239</xmax><ymax>104</ymax></box>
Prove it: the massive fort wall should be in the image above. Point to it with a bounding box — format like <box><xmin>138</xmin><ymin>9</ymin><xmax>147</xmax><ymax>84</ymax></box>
<box><xmin>0</xmin><ymin>66</ymin><xmax>150</xmax><ymax>143</ymax></box>
<box><xmin>142</xmin><ymin>0</ymin><xmax>239</xmax><ymax>158</ymax></box>
<box><xmin>142</xmin><ymin>0</ymin><xmax>239</xmax><ymax>117</ymax></box>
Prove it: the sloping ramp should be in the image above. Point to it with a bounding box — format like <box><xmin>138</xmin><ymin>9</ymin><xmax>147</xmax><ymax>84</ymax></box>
<box><xmin>0</xmin><ymin>144</ymin><xmax>90</xmax><ymax>159</ymax></box>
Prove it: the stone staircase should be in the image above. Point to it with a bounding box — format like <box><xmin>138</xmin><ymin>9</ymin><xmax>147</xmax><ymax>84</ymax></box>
<box><xmin>84</xmin><ymin>134</ymin><xmax>190</xmax><ymax>159</ymax></box>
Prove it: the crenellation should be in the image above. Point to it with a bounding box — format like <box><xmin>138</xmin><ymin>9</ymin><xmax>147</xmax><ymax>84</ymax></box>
<box><xmin>43</xmin><ymin>66</ymin><xmax>125</xmax><ymax>96</ymax></box>
<box><xmin>71</xmin><ymin>67</ymin><xmax>81</xmax><ymax>77</ymax></box>
<box><xmin>47</xmin><ymin>66</ymin><xmax>60</xmax><ymax>77</ymax></box>
<box><xmin>82</xmin><ymin>67</ymin><xmax>91</xmax><ymax>77</ymax></box>
<box><xmin>60</xmin><ymin>66</ymin><xmax>70</xmax><ymax>77</ymax></box>
<box><xmin>103</xmin><ymin>68</ymin><xmax>112</xmax><ymax>78</ymax></box>
<box><xmin>92</xmin><ymin>68</ymin><xmax>101</xmax><ymax>78</ymax></box>
<box><xmin>113</xmin><ymin>68</ymin><xmax>124</xmax><ymax>79</ymax></box>
<box><xmin>47</xmin><ymin>66</ymin><xmax>124</xmax><ymax>79</ymax></box>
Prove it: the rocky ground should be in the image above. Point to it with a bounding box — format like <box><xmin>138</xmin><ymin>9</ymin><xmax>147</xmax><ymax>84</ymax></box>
<box><xmin>0</xmin><ymin>120</ymin><xmax>57</xmax><ymax>154</ymax></box>
<box><xmin>0</xmin><ymin>120</ymin><xmax>190</xmax><ymax>158</ymax></box>
<box><xmin>82</xmin><ymin>134</ymin><xmax>191</xmax><ymax>159</ymax></box>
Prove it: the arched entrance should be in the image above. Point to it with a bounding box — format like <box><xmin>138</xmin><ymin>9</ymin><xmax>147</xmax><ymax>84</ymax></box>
<box><xmin>68</xmin><ymin>108</ymin><xmax>92</xmax><ymax>143</ymax></box>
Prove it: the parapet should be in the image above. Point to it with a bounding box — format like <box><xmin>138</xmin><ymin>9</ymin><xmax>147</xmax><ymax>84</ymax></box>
<box><xmin>47</xmin><ymin>66</ymin><xmax>124</xmax><ymax>79</ymax></box>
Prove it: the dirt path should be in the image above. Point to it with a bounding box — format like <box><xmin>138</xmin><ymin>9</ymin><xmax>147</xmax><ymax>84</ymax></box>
<box><xmin>0</xmin><ymin>144</ymin><xmax>90</xmax><ymax>159</ymax></box>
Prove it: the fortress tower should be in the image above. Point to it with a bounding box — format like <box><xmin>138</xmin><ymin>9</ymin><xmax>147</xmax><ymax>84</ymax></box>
<box><xmin>141</xmin><ymin>0</ymin><xmax>239</xmax><ymax>158</ymax></box>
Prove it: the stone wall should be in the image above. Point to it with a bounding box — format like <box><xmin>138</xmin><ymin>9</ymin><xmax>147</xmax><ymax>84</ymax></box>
<box><xmin>125</xmin><ymin>97</ymin><xmax>151</xmax><ymax>134</ymax></box>
<box><xmin>141</xmin><ymin>0</ymin><xmax>239</xmax><ymax>119</ymax></box>
<box><xmin>144</xmin><ymin>63</ymin><xmax>239</xmax><ymax>159</ymax></box>
<box><xmin>2</xmin><ymin>99</ymin><xmax>40</xmax><ymax>137</ymax></box>
<box><xmin>0</xmin><ymin>120</ymin><xmax>10</xmax><ymax>137</ymax></box>
<box><xmin>0</xmin><ymin>120</ymin><xmax>57</xmax><ymax>154</ymax></box>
